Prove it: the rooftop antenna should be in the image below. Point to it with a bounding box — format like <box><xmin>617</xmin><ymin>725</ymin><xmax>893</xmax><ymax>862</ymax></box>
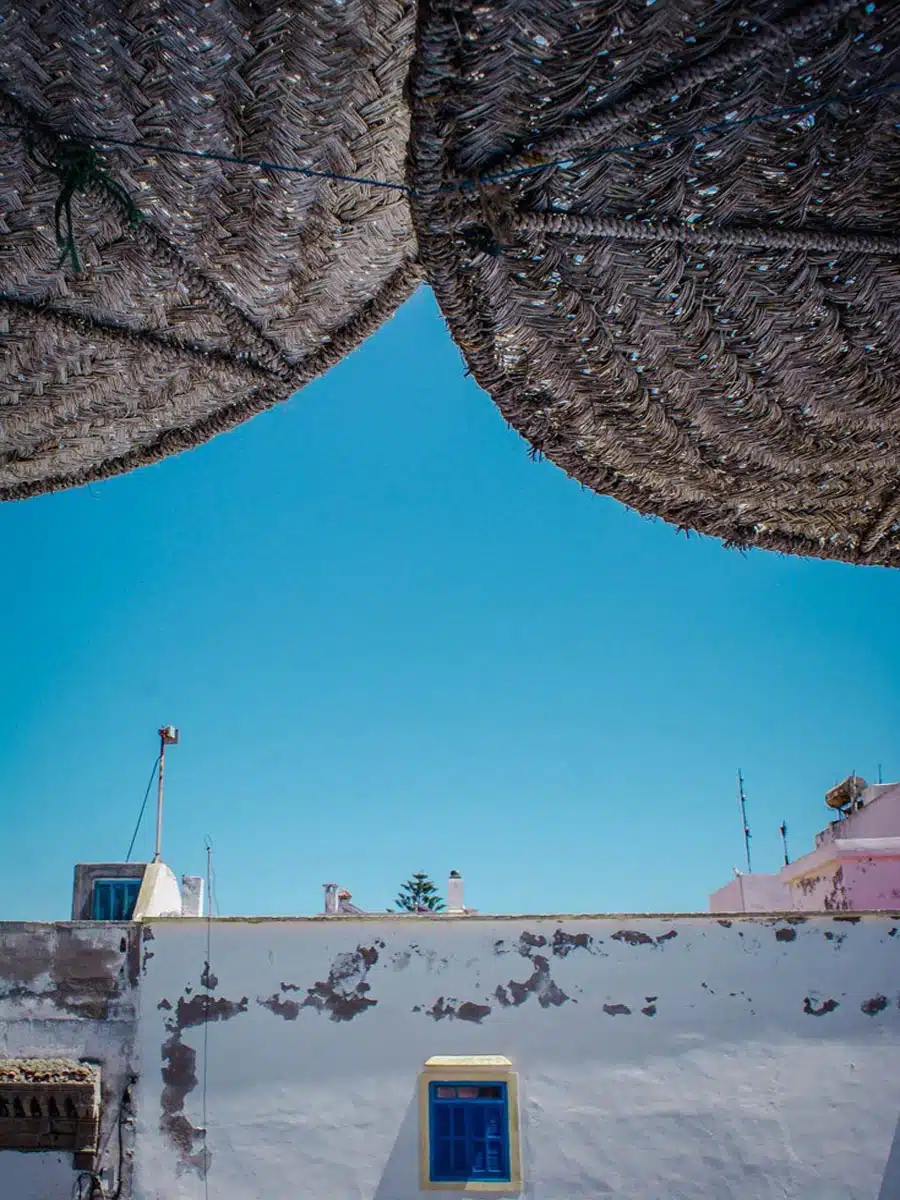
<box><xmin>779</xmin><ymin>820</ymin><xmax>790</xmax><ymax>866</ymax></box>
<box><xmin>737</xmin><ymin>770</ymin><xmax>752</xmax><ymax>874</ymax></box>
<box><xmin>878</xmin><ymin>763</ymin><xmax>883</xmax><ymax>784</ymax></box>
<box><xmin>154</xmin><ymin>725</ymin><xmax>180</xmax><ymax>863</ymax></box>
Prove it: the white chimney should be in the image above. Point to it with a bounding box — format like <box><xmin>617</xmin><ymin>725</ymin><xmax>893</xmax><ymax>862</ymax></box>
<box><xmin>181</xmin><ymin>875</ymin><xmax>205</xmax><ymax>918</ymax></box>
<box><xmin>447</xmin><ymin>870</ymin><xmax>464</xmax><ymax>913</ymax></box>
<box><xmin>323</xmin><ymin>883</ymin><xmax>340</xmax><ymax>915</ymax></box>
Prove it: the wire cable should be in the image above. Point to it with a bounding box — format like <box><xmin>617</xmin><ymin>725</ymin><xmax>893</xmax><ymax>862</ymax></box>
<box><xmin>125</xmin><ymin>755</ymin><xmax>160</xmax><ymax>863</ymax></box>
<box><xmin>110</xmin><ymin>1084</ymin><xmax>128</xmax><ymax>1200</ymax></box>
<box><xmin>479</xmin><ymin>83</ymin><xmax>900</xmax><ymax>186</ymax></box>
<box><xmin>202</xmin><ymin>836</ymin><xmax>214</xmax><ymax>1200</ymax></box>
<box><xmin>76</xmin><ymin>1082</ymin><xmax>130</xmax><ymax>1200</ymax></box>
<box><xmin>0</xmin><ymin>81</ymin><xmax>896</xmax><ymax>198</ymax></box>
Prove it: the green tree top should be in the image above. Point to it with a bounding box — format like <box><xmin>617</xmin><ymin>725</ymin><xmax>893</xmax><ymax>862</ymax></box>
<box><xmin>394</xmin><ymin>872</ymin><xmax>445</xmax><ymax>912</ymax></box>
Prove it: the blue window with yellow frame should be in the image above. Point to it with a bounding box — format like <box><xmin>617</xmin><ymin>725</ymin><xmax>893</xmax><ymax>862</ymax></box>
<box><xmin>428</xmin><ymin>1081</ymin><xmax>511</xmax><ymax>1184</ymax></box>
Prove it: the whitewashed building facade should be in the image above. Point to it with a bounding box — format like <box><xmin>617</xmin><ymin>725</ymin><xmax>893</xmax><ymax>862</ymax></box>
<box><xmin>1</xmin><ymin>869</ymin><xmax>899</xmax><ymax>1199</ymax></box>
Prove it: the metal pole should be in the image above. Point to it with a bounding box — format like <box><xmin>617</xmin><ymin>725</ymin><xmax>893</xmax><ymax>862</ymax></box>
<box><xmin>738</xmin><ymin>770</ymin><xmax>752</xmax><ymax>874</ymax></box>
<box><xmin>780</xmin><ymin>821</ymin><xmax>790</xmax><ymax>866</ymax></box>
<box><xmin>737</xmin><ymin>870</ymin><xmax>747</xmax><ymax>913</ymax></box>
<box><xmin>154</xmin><ymin>729</ymin><xmax>166</xmax><ymax>863</ymax></box>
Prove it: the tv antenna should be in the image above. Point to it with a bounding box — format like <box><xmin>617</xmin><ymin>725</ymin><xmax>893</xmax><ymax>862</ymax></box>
<box><xmin>737</xmin><ymin>770</ymin><xmax>752</xmax><ymax>874</ymax></box>
<box><xmin>779</xmin><ymin>820</ymin><xmax>790</xmax><ymax>866</ymax></box>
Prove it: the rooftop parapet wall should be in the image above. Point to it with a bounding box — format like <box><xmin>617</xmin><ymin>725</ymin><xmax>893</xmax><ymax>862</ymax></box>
<box><xmin>134</xmin><ymin>913</ymin><xmax>900</xmax><ymax>1200</ymax></box>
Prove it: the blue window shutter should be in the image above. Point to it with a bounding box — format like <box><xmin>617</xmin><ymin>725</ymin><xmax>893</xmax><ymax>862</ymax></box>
<box><xmin>432</xmin><ymin>1104</ymin><xmax>454</xmax><ymax>1178</ymax></box>
<box><xmin>429</xmin><ymin>1082</ymin><xmax>510</xmax><ymax>1183</ymax></box>
<box><xmin>92</xmin><ymin>883</ymin><xmax>111</xmax><ymax>921</ymax></box>
<box><xmin>92</xmin><ymin>880</ymin><xmax>140</xmax><ymax>921</ymax></box>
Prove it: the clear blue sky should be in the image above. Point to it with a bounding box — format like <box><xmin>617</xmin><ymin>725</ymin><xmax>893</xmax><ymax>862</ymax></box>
<box><xmin>2</xmin><ymin>288</ymin><xmax>898</xmax><ymax>921</ymax></box>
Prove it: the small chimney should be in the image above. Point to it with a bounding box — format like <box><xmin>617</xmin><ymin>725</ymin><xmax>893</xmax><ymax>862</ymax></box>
<box><xmin>181</xmin><ymin>875</ymin><xmax>205</xmax><ymax>918</ymax></box>
<box><xmin>447</xmin><ymin>870</ymin><xmax>464</xmax><ymax>913</ymax></box>
<box><xmin>323</xmin><ymin>883</ymin><xmax>340</xmax><ymax>915</ymax></box>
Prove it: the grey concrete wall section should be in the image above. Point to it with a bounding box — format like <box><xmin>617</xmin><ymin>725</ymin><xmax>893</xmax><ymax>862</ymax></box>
<box><xmin>0</xmin><ymin>922</ymin><xmax>141</xmax><ymax>1199</ymax></box>
<box><xmin>133</xmin><ymin>913</ymin><xmax>900</xmax><ymax>1200</ymax></box>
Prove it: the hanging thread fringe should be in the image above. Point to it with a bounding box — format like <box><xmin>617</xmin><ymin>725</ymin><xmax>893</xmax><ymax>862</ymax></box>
<box><xmin>26</xmin><ymin>137</ymin><xmax>144</xmax><ymax>273</ymax></box>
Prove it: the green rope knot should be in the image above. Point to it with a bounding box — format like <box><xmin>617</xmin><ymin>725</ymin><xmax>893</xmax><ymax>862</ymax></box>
<box><xmin>38</xmin><ymin>137</ymin><xmax>144</xmax><ymax>274</ymax></box>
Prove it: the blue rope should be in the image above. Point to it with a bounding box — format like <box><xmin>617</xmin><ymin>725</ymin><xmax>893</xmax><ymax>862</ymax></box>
<box><xmin>1</xmin><ymin>81</ymin><xmax>896</xmax><ymax>200</ymax></box>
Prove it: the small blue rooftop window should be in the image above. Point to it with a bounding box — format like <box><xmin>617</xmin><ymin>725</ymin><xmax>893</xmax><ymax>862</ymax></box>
<box><xmin>92</xmin><ymin>878</ymin><xmax>140</xmax><ymax>921</ymax></box>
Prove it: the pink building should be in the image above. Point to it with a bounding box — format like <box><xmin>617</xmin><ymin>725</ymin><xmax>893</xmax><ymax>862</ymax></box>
<box><xmin>709</xmin><ymin>778</ymin><xmax>900</xmax><ymax>913</ymax></box>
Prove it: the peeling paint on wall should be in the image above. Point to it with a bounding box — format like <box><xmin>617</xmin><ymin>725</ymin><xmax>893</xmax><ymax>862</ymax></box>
<box><xmin>424</xmin><ymin>997</ymin><xmax>492</xmax><ymax>1023</ymax></box>
<box><xmin>385</xmin><ymin>943</ymin><xmax>452</xmax><ymax>974</ymax></box>
<box><xmin>496</xmin><ymin>954</ymin><xmax>569</xmax><ymax>1010</ymax></box>
<box><xmin>258</xmin><ymin>992</ymin><xmax>300</xmax><ymax>1021</ymax></box>
<box><xmin>141</xmin><ymin>926</ymin><xmax>156</xmax><ymax>977</ymax></box>
<box><xmin>803</xmin><ymin>997</ymin><xmax>840</xmax><ymax>1016</ymax></box>
<box><xmin>248</xmin><ymin>948</ymin><xmax>384</xmax><ymax>1024</ymax></box>
<box><xmin>160</xmin><ymin>1028</ymin><xmax>206</xmax><ymax>1178</ymax></box>
<box><xmin>158</xmin><ymin>971</ymin><xmax>249</xmax><ymax>1177</ymax></box>
<box><xmin>174</xmin><ymin>994</ymin><xmax>249</xmax><ymax>1029</ymax></box>
<box><xmin>608</xmin><ymin>928</ymin><xmax>679</xmax><ymax>948</ymax></box>
<box><xmin>825</xmin><ymin>866</ymin><xmax>851</xmax><ymax>912</ymax></box>
<box><xmin>862</xmin><ymin>995</ymin><xmax>889</xmax><ymax>1016</ymax></box>
<box><xmin>518</xmin><ymin>932</ymin><xmax>547</xmax><ymax>950</ymax></box>
<box><xmin>301</xmin><ymin>945</ymin><xmax>380</xmax><ymax>1022</ymax></box>
<box><xmin>551</xmin><ymin>930</ymin><xmax>592</xmax><ymax>957</ymax></box>
<box><xmin>612</xmin><ymin>929</ymin><xmax>654</xmax><ymax>946</ymax></box>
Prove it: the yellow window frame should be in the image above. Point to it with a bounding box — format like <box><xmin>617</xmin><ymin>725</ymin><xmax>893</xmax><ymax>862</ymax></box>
<box><xmin>418</xmin><ymin>1056</ymin><xmax>522</xmax><ymax>1193</ymax></box>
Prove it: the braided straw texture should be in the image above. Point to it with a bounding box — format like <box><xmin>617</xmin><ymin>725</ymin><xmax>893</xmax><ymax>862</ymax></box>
<box><xmin>0</xmin><ymin>0</ymin><xmax>420</xmax><ymax>499</ymax></box>
<box><xmin>408</xmin><ymin>0</ymin><xmax>900</xmax><ymax>566</ymax></box>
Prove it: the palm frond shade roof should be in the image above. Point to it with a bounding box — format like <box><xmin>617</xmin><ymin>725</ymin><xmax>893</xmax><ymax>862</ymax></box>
<box><xmin>0</xmin><ymin>0</ymin><xmax>419</xmax><ymax>499</ymax></box>
<box><xmin>407</xmin><ymin>0</ymin><xmax>900</xmax><ymax>566</ymax></box>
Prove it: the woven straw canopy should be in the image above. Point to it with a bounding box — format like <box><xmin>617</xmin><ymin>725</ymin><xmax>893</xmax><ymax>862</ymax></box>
<box><xmin>0</xmin><ymin>0</ymin><xmax>418</xmax><ymax>499</ymax></box>
<box><xmin>409</xmin><ymin>0</ymin><xmax>900</xmax><ymax>566</ymax></box>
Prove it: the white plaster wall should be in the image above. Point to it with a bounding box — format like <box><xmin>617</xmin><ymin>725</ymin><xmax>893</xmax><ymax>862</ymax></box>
<box><xmin>0</xmin><ymin>922</ymin><xmax>140</xmax><ymax>1200</ymax></box>
<box><xmin>2</xmin><ymin>1147</ymin><xmax>80</xmax><ymax>1199</ymax></box>
<box><xmin>709</xmin><ymin>873</ymin><xmax>791</xmax><ymax>912</ymax></box>
<box><xmin>135</xmin><ymin>863</ymin><xmax>183</xmax><ymax>919</ymax></box>
<box><xmin>134</xmin><ymin>914</ymin><xmax>900</xmax><ymax>1200</ymax></box>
